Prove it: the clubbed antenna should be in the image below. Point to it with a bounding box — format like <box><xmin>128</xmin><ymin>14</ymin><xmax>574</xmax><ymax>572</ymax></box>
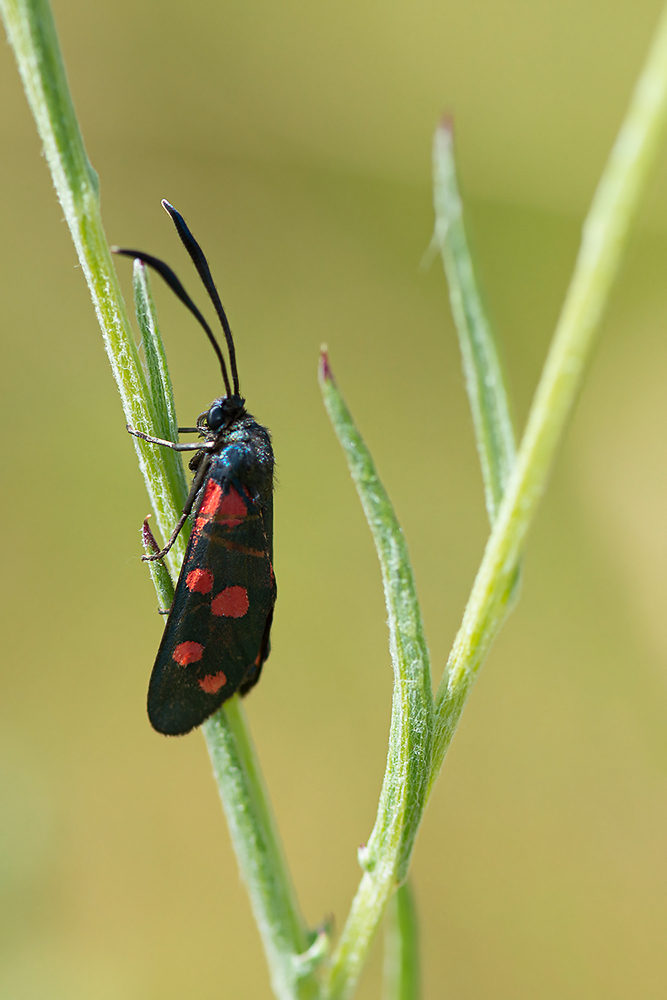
<box><xmin>112</xmin><ymin>246</ymin><xmax>233</xmax><ymax>398</ymax></box>
<box><xmin>162</xmin><ymin>200</ymin><xmax>240</xmax><ymax>397</ymax></box>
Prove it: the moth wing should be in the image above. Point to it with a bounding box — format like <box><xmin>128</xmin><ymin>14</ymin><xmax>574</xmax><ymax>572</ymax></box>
<box><xmin>148</xmin><ymin>479</ymin><xmax>276</xmax><ymax>736</ymax></box>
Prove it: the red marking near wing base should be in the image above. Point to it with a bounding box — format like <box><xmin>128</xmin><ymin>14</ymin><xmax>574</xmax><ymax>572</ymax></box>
<box><xmin>186</xmin><ymin>568</ymin><xmax>214</xmax><ymax>593</ymax></box>
<box><xmin>199</xmin><ymin>480</ymin><xmax>223</xmax><ymax>517</ymax></box>
<box><xmin>211</xmin><ymin>586</ymin><xmax>249</xmax><ymax>618</ymax></box>
<box><xmin>216</xmin><ymin>487</ymin><xmax>247</xmax><ymax>527</ymax></box>
<box><xmin>173</xmin><ymin>641</ymin><xmax>204</xmax><ymax>666</ymax></box>
<box><xmin>199</xmin><ymin>671</ymin><xmax>227</xmax><ymax>694</ymax></box>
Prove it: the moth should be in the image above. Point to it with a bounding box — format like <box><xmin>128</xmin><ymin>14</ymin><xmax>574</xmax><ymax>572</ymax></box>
<box><xmin>115</xmin><ymin>201</ymin><xmax>275</xmax><ymax>735</ymax></box>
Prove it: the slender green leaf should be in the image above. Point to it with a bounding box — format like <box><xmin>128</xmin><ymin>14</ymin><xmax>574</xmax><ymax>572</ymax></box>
<box><xmin>132</xmin><ymin>259</ymin><xmax>190</xmax><ymax>540</ymax></box>
<box><xmin>382</xmin><ymin>882</ymin><xmax>420</xmax><ymax>1000</ymax></box>
<box><xmin>319</xmin><ymin>353</ymin><xmax>433</xmax><ymax>1000</ymax></box>
<box><xmin>1</xmin><ymin>3</ymin><xmax>317</xmax><ymax>996</ymax></box>
<box><xmin>432</xmin><ymin>119</ymin><xmax>516</xmax><ymax>521</ymax></box>
<box><xmin>133</xmin><ymin>259</ymin><xmax>181</xmax><ymax>446</ymax></box>
<box><xmin>430</xmin><ymin>1</ymin><xmax>667</xmax><ymax>788</ymax></box>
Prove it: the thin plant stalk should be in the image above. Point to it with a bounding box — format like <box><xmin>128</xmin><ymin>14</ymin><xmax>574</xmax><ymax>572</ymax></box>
<box><xmin>319</xmin><ymin>355</ymin><xmax>433</xmax><ymax>1000</ymax></box>
<box><xmin>134</xmin><ymin>259</ymin><xmax>183</xmax><ymax>449</ymax></box>
<box><xmin>430</xmin><ymin>2</ymin><xmax>667</xmax><ymax>785</ymax></box>
<box><xmin>6</xmin><ymin>0</ymin><xmax>667</xmax><ymax>997</ymax></box>
<box><xmin>0</xmin><ymin>1</ymin><xmax>316</xmax><ymax>996</ymax></box>
<box><xmin>319</xmin><ymin>7</ymin><xmax>667</xmax><ymax>989</ymax></box>
<box><xmin>382</xmin><ymin>882</ymin><xmax>420</xmax><ymax>1000</ymax></box>
<box><xmin>136</xmin><ymin>278</ymin><xmax>316</xmax><ymax>999</ymax></box>
<box><xmin>0</xmin><ymin>0</ymin><xmax>188</xmax><ymax>577</ymax></box>
<box><xmin>432</xmin><ymin>117</ymin><xmax>516</xmax><ymax>521</ymax></box>
<box><xmin>204</xmin><ymin>705</ymin><xmax>320</xmax><ymax>1000</ymax></box>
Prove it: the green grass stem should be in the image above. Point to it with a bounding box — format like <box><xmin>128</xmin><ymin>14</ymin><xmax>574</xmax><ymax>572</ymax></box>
<box><xmin>0</xmin><ymin>2</ymin><xmax>317</xmax><ymax>995</ymax></box>
<box><xmin>319</xmin><ymin>353</ymin><xmax>433</xmax><ymax>1000</ymax></box>
<box><xmin>430</xmin><ymin>1</ymin><xmax>667</xmax><ymax>786</ymax></box>
<box><xmin>0</xmin><ymin>0</ymin><xmax>189</xmax><ymax>577</ymax></box>
<box><xmin>382</xmin><ymin>882</ymin><xmax>420</xmax><ymax>1000</ymax></box>
<box><xmin>204</xmin><ymin>703</ymin><xmax>319</xmax><ymax>1000</ymax></box>
<box><xmin>432</xmin><ymin>118</ymin><xmax>516</xmax><ymax>521</ymax></box>
<box><xmin>133</xmin><ymin>259</ymin><xmax>183</xmax><ymax>450</ymax></box>
<box><xmin>6</xmin><ymin>0</ymin><xmax>667</xmax><ymax>995</ymax></box>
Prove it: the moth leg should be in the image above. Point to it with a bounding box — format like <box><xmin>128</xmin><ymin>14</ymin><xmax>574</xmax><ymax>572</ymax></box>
<box><xmin>142</xmin><ymin>455</ymin><xmax>212</xmax><ymax>562</ymax></box>
<box><xmin>127</xmin><ymin>424</ymin><xmax>205</xmax><ymax>451</ymax></box>
<box><xmin>143</xmin><ymin>511</ymin><xmax>189</xmax><ymax>562</ymax></box>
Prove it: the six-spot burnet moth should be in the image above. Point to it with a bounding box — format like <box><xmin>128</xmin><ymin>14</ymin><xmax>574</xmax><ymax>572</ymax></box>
<box><xmin>113</xmin><ymin>200</ymin><xmax>276</xmax><ymax>736</ymax></box>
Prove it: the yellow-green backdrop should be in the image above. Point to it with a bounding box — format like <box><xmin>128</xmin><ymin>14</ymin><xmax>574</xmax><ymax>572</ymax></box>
<box><xmin>2</xmin><ymin>1</ymin><xmax>667</xmax><ymax>997</ymax></box>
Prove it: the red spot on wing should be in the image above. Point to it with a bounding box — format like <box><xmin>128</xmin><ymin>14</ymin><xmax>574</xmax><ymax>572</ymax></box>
<box><xmin>186</xmin><ymin>568</ymin><xmax>214</xmax><ymax>593</ymax></box>
<box><xmin>199</xmin><ymin>480</ymin><xmax>223</xmax><ymax>517</ymax></box>
<box><xmin>211</xmin><ymin>586</ymin><xmax>249</xmax><ymax>618</ymax></box>
<box><xmin>173</xmin><ymin>641</ymin><xmax>204</xmax><ymax>666</ymax></box>
<box><xmin>198</xmin><ymin>671</ymin><xmax>227</xmax><ymax>694</ymax></box>
<box><xmin>216</xmin><ymin>487</ymin><xmax>247</xmax><ymax>527</ymax></box>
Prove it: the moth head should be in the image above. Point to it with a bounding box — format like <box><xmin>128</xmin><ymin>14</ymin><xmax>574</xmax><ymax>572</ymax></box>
<box><xmin>204</xmin><ymin>395</ymin><xmax>246</xmax><ymax>432</ymax></box>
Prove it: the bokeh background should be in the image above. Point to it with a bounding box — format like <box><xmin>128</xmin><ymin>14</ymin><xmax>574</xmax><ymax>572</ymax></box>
<box><xmin>2</xmin><ymin>1</ymin><xmax>667</xmax><ymax>997</ymax></box>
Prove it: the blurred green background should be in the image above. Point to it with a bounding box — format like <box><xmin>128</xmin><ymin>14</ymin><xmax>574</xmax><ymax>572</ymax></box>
<box><xmin>2</xmin><ymin>0</ymin><xmax>667</xmax><ymax>997</ymax></box>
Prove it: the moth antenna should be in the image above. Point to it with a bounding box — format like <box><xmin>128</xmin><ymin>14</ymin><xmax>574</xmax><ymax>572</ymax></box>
<box><xmin>161</xmin><ymin>200</ymin><xmax>240</xmax><ymax>397</ymax></box>
<box><xmin>112</xmin><ymin>247</ymin><xmax>233</xmax><ymax>398</ymax></box>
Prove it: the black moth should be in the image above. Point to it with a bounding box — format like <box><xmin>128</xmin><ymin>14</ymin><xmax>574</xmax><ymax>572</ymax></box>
<box><xmin>114</xmin><ymin>200</ymin><xmax>275</xmax><ymax>736</ymax></box>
